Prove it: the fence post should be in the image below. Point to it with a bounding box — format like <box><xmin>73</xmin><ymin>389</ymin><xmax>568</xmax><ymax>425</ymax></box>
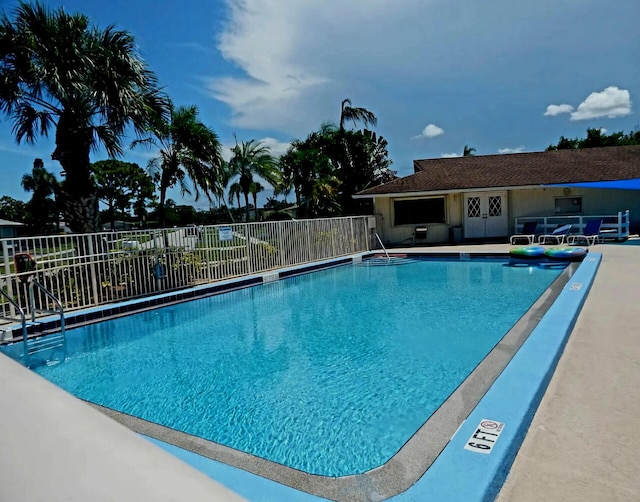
<box><xmin>349</xmin><ymin>218</ymin><xmax>355</xmax><ymax>254</ymax></box>
<box><xmin>245</xmin><ymin>224</ymin><xmax>252</xmax><ymax>274</ymax></box>
<box><xmin>2</xmin><ymin>240</ymin><xmax>16</xmax><ymax>318</ymax></box>
<box><xmin>86</xmin><ymin>236</ymin><xmax>100</xmax><ymax>306</ymax></box>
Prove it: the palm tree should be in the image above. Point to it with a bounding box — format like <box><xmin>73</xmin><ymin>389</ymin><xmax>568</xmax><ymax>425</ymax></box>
<box><xmin>339</xmin><ymin>99</ymin><xmax>377</xmax><ymax>132</ymax></box>
<box><xmin>228</xmin><ymin>182</ymin><xmax>242</xmax><ymax>209</ymax></box>
<box><xmin>21</xmin><ymin>158</ymin><xmax>58</xmax><ymax>234</ymax></box>
<box><xmin>0</xmin><ymin>2</ymin><xmax>169</xmax><ymax>232</ymax></box>
<box><xmin>133</xmin><ymin>105</ymin><xmax>223</xmax><ymax>228</ymax></box>
<box><xmin>249</xmin><ymin>181</ymin><xmax>264</xmax><ymax>219</ymax></box>
<box><xmin>228</xmin><ymin>138</ymin><xmax>281</xmax><ymax>222</ymax></box>
<box><xmin>463</xmin><ymin>145</ymin><xmax>476</xmax><ymax>157</ymax></box>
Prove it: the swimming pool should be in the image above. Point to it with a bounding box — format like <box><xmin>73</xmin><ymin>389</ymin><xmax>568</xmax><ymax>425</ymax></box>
<box><xmin>12</xmin><ymin>256</ymin><xmax>567</xmax><ymax>483</ymax></box>
<box><xmin>0</xmin><ymin>254</ymin><xmax>573</xmax><ymax>499</ymax></box>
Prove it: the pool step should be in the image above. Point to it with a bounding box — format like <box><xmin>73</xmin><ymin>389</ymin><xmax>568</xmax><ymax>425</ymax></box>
<box><xmin>361</xmin><ymin>257</ymin><xmax>420</xmax><ymax>266</ymax></box>
<box><xmin>26</xmin><ymin>332</ymin><xmax>66</xmax><ymax>356</ymax></box>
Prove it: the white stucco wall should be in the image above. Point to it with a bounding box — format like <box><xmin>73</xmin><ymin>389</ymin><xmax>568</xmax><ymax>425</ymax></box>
<box><xmin>509</xmin><ymin>187</ymin><xmax>639</xmax><ymax>233</ymax></box>
<box><xmin>372</xmin><ymin>187</ymin><xmax>639</xmax><ymax>244</ymax></box>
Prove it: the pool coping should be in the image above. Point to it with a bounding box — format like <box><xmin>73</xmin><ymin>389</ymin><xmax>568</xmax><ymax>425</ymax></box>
<box><xmin>2</xmin><ymin>251</ymin><xmax>601</xmax><ymax>501</ymax></box>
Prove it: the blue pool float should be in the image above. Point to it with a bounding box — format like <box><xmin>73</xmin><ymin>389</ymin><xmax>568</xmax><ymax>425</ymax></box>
<box><xmin>509</xmin><ymin>246</ymin><xmax>545</xmax><ymax>259</ymax></box>
<box><xmin>544</xmin><ymin>247</ymin><xmax>587</xmax><ymax>261</ymax></box>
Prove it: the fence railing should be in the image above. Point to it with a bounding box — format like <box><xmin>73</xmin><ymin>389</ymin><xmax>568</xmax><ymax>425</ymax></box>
<box><xmin>514</xmin><ymin>210</ymin><xmax>630</xmax><ymax>241</ymax></box>
<box><xmin>1</xmin><ymin>217</ymin><xmax>370</xmax><ymax>323</ymax></box>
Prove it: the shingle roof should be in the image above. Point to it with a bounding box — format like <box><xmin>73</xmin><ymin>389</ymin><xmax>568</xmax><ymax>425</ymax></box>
<box><xmin>358</xmin><ymin>145</ymin><xmax>640</xmax><ymax>196</ymax></box>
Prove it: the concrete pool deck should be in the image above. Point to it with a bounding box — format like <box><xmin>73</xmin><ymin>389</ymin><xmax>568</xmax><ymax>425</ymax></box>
<box><xmin>395</xmin><ymin>240</ymin><xmax>639</xmax><ymax>501</ymax></box>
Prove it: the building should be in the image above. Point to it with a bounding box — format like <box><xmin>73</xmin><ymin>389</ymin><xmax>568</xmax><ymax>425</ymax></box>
<box><xmin>355</xmin><ymin>145</ymin><xmax>640</xmax><ymax>245</ymax></box>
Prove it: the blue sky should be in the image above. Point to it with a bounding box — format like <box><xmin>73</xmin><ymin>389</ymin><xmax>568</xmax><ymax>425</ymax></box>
<box><xmin>1</xmin><ymin>0</ymin><xmax>639</xmax><ymax>210</ymax></box>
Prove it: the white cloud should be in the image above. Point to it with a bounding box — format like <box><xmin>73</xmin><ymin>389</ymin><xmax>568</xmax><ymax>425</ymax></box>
<box><xmin>441</xmin><ymin>152</ymin><xmax>462</xmax><ymax>158</ymax></box>
<box><xmin>544</xmin><ymin>104</ymin><xmax>574</xmax><ymax>116</ymax></box>
<box><xmin>498</xmin><ymin>146</ymin><xmax>525</xmax><ymax>154</ymax></box>
<box><xmin>206</xmin><ymin>1</ymin><xmax>635</xmax><ymax>138</ymax></box>
<box><xmin>259</xmin><ymin>137</ymin><xmax>291</xmax><ymax>158</ymax></box>
<box><xmin>415</xmin><ymin>124</ymin><xmax>445</xmax><ymax>139</ymax></box>
<box><xmin>599</xmin><ymin>127</ymin><xmax>608</xmax><ymax>134</ymax></box>
<box><xmin>570</xmin><ymin>86</ymin><xmax>632</xmax><ymax>120</ymax></box>
<box><xmin>221</xmin><ymin>137</ymin><xmax>291</xmax><ymax>162</ymax></box>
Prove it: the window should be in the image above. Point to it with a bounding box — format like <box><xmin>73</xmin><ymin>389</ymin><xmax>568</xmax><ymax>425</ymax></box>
<box><xmin>555</xmin><ymin>197</ymin><xmax>582</xmax><ymax>215</ymax></box>
<box><xmin>394</xmin><ymin>198</ymin><xmax>446</xmax><ymax>225</ymax></box>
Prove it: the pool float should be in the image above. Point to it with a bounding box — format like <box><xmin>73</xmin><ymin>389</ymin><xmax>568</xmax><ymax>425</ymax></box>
<box><xmin>544</xmin><ymin>247</ymin><xmax>587</xmax><ymax>261</ymax></box>
<box><xmin>509</xmin><ymin>246</ymin><xmax>545</xmax><ymax>259</ymax></box>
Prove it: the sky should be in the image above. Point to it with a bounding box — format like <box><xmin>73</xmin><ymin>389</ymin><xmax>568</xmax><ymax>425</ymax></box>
<box><xmin>0</xmin><ymin>0</ymin><xmax>639</xmax><ymax>210</ymax></box>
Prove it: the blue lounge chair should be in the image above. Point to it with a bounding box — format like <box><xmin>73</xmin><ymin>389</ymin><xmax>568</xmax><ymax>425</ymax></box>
<box><xmin>538</xmin><ymin>224</ymin><xmax>573</xmax><ymax>245</ymax></box>
<box><xmin>567</xmin><ymin>220</ymin><xmax>602</xmax><ymax>246</ymax></box>
<box><xmin>510</xmin><ymin>221</ymin><xmax>538</xmax><ymax>245</ymax></box>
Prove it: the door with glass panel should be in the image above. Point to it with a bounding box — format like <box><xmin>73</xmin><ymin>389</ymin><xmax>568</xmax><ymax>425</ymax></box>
<box><xmin>463</xmin><ymin>191</ymin><xmax>508</xmax><ymax>238</ymax></box>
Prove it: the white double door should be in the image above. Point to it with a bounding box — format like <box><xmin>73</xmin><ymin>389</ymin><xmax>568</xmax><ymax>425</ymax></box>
<box><xmin>463</xmin><ymin>191</ymin><xmax>508</xmax><ymax>239</ymax></box>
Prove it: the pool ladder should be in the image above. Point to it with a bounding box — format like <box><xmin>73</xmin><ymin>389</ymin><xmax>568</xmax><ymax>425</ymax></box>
<box><xmin>0</xmin><ymin>281</ymin><xmax>66</xmax><ymax>366</ymax></box>
<box><xmin>375</xmin><ymin>233</ymin><xmax>391</xmax><ymax>262</ymax></box>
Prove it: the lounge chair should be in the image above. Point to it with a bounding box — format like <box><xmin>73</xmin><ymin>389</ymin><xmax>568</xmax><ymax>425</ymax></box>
<box><xmin>567</xmin><ymin>219</ymin><xmax>602</xmax><ymax>246</ymax></box>
<box><xmin>538</xmin><ymin>224</ymin><xmax>573</xmax><ymax>245</ymax></box>
<box><xmin>510</xmin><ymin>221</ymin><xmax>538</xmax><ymax>245</ymax></box>
<box><xmin>413</xmin><ymin>227</ymin><xmax>428</xmax><ymax>245</ymax></box>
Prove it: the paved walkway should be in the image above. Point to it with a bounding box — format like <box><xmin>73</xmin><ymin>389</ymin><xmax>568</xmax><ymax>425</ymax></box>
<box><xmin>398</xmin><ymin>241</ymin><xmax>640</xmax><ymax>501</ymax></box>
<box><xmin>496</xmin><ymin>241</ymin><xmax>640</xmax><ymax>501</ymax></box>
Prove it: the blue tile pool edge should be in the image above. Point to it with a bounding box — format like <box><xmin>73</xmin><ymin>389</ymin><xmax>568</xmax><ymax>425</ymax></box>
<box><xmin>388</xmin><ymin>253</ymin><xmax>602</xmax><ymax>501</ymax></box>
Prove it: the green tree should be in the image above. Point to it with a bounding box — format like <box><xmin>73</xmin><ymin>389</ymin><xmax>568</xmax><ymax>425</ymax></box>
<box><xmin>249</xmin><ymin>181</ymin><xmax>264</xmax><ymax>219</ymax></box>
<box><xmin>463</xmin><ymin>145</ymin><xmax>476</xmax><ymax>156</ymax></box>
<box><xmin>339</xmin><ymin>98</ymin><xmax>377</xmax><ymax>132</ymax></box>
<box><xmin>92</xmin><ymin>160</ymin><xmax>155</xmax><ymax>230</ymax></box>
<box><xmin>0</xmin><ymin>196</ymin><xmax>29</xmax><ymax>223</ymax></box>
<box><xmin>280</xmin><ymin>126</ymin><xmax>342</xmax><ymax>218</ymax></box>
<box><xmin>228</xmin><ymin>138</ymin><xmax>281</xmax><ymax>222</ymax></box>
<box><xmin>21</xmin><ymin>158</ymin><xmax>59</xmax><ymax>234</ymax></box>
<box><xmin>546</xmin><ymin>128</ymin><xmax>640</xmax><ymax>151</ymax></box>
<box><xmin>0</xmin><ymin>2</ymin><xmax>169</xmax><ymax>233</ymax></box>
<box><xmin>133</xmin><ymin>105</ymin><xmax>223</xmax><ymax>228</ymax></box>
<box><xmin>280</xmin><ymin>123</ymin><xmax>394</xmax><ymax>217</ymax></box>
<box><xmin>228</xmin><ymin>181</ymin><xmax>242</xmax><ymax>210</ymax></box>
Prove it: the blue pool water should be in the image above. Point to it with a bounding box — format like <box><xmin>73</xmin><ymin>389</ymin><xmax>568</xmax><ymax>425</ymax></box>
<box><xmin>28</xmin><ymin>258</ymin><xmax>563</xmax><ymax>477</ymax></box>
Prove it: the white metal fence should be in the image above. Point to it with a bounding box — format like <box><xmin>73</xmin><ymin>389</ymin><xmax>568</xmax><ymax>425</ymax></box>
<box><xmin>514</xmin><ymin>210</ymin><xmax>630</xmax><ymax>241</ymax></box>
<box><xmin>1</xmin><ymin>217</ymin><xmax>370</xmax><ymax>322</ymax></box>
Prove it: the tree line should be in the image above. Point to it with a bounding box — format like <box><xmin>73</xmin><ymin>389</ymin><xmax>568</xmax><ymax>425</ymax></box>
<box><xmin>0</xmin><ymin>2</ymin><xmax>395</xmax><ymax>235</ymax></box>
<box><xmin>546</xmin><ymin>127</ymin><xmax>640</xmax><ymax>151</ymax></box>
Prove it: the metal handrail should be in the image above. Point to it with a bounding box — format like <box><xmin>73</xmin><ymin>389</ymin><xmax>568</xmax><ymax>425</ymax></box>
<box><xmin>0</xmin><ymin>288</ymin><xmax>27</xmax><ymax>356</ymax></box>
<box><xmin>27</xmin><ymin>280</ymin><xmax>67</xmax><ymax>365</ymax></box>
<box><xmin>375</xmin><ymin>233</ymin><xmax>391</xmax><ymax>261</ymax></box>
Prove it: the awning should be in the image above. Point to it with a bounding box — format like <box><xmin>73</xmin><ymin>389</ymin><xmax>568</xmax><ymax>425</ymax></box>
<box><xmin>546</xmin><ymin>178</ymin><xmax>640</xmax><ymax>190</ymax></box>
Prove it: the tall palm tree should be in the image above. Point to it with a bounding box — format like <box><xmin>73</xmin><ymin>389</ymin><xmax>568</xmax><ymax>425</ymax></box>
<box><xmin>228</xmin><ymin>138</ymin><xmax>281</xmax><ymax>222</ymax></box>
<box><xmin>339</xmin><ymin>99</ymin><xmax>377</xmax><ymax>132</ymax></box>
<box><xmin>0</xmin><ymin>2</ymin><xmax>169</xmax><ymax>232</ymax></box>
<box><xmin>133</xmin><ymin>105</ymin><xmax>223</xmax><ymax>228</ymax></box>
<box><xmin>21</xmin><ymin>158</ymin><xmax>58</xmax><ymax>234</ymax></box>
